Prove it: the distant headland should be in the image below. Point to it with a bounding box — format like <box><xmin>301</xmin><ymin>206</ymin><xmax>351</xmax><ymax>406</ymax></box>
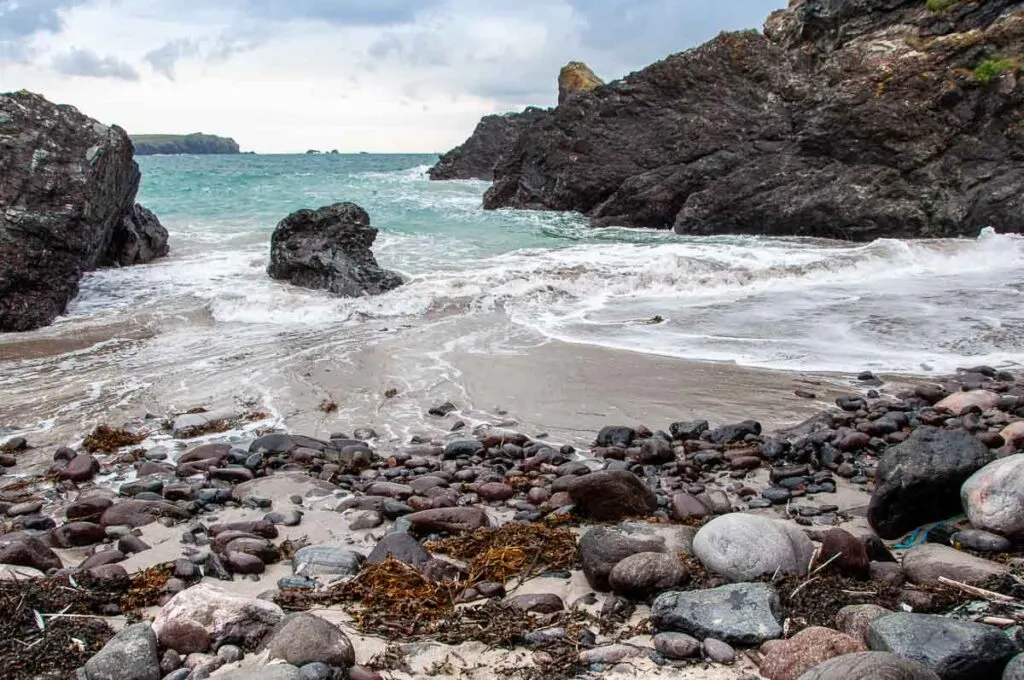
<box><xmin>131</xmin><ymin>133</ymin><xmax>240</xmax><ymax>155</ymax></box>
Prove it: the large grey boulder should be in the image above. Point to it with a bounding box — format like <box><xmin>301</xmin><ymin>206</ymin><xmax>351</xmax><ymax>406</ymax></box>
<box><xmin>83</xmin><ymin>622</ymin><xmax>160</xmax><ymax>680</ymax></box>
<box><xmin>797</xmin><ymin>651</ymin><xmax>940</xmax><ymax>680</ymax></box>
<box><xmin>265</xmin><ymin>613</ymin><xmax>355</xmax><ymax>668</ymax></box>
<box><xmin>868</xmin><ymin>427</ymin><xmax>994</xmax><ymax>539</ymax></box>
<box><xmin>962</xmin><ymin>455</ymin><xmax>1024</xmax><ymax>540</ymax></box>
<box><xmin>650</xmin><ymin>583</ymin><xmax>782</xmax><ymax>645</ymax></box>
<box><xmin>0</xmin><ymin>90</ymin><xmax>168</xmax><ymax>332</ymax></box>
<box><xmin>692</xmin><ymin>514</ymin><xmax>815</xmax><ymax>582</ymax></box>
<box><xmin>266</xmin><ymin>202</ymin><xmax>403</xmax><ymax>297</ymax></box>
<box><xmin>866</xmin><ymin>612</ymin><xmax>1017</xmax><ymax>680</ymax></box>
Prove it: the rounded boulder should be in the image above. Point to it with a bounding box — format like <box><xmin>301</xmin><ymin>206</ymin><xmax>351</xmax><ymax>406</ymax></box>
<box><xmin>692</xmin><ymin>514</ymin><xmax>815</xmax><ymax>582</ymax></box>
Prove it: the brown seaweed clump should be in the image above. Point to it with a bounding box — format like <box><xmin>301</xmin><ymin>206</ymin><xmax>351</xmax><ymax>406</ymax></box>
<box><xmin>82</xmin><ymin>424</ymin><xmax>146</xmax><ymax>453</ymax></box>
<box><xmin>427</xmin><ymin>522</ymin><xmax>579</xmax><ymax>583</ymax></box>
<box><xmin>277</xmin><ymin>523</ymin><xmax>581</xmax><ymax>642</ymax></box>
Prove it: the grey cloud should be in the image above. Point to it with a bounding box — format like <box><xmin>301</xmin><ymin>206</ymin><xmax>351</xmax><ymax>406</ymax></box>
<box><xmin>0</xmin><ymin>0</ymin><xmax>91</xmax><ymax>39</ymax></box>
<box><xmin>145</xmin><ymin>39</ymin><xmax>200</xmax><ymax>79</ymax></box>
<box><xmin>1</xmin><ymin>0</ymin><xmax>92</xmax><ymax>64</ymax></box>
<box><xmin>145</xmin><ymin>29</ymin><xmax>266</xmax><ymax>80</ymax></box>
<box><xmin>52</xmin><ymin>47</ymin><xmax>139</xmax><ymax>80</ymax></box>
<box><xmin>236</xmin><ymin>0</ymin><xmax>442</xmax><ymax>25</ymax></box>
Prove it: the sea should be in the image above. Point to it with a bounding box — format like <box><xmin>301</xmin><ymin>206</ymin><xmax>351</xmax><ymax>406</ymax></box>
<box><xmin>2</xmin><ymin>153</ymin><xmax>1023</xmax><ymax>449</ymax></box>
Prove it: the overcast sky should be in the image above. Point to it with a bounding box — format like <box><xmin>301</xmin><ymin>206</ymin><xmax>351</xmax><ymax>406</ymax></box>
<box><xmin>1</xmin><ymin>0</ymin><xmax>785</xmax><ymax>153</ymax></box>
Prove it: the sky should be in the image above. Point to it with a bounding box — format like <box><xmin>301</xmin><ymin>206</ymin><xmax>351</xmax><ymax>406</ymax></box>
<box><xmin>1</xmin><ymin>0</ymin><xmax>785</xmax><ymax>153</ymax></box>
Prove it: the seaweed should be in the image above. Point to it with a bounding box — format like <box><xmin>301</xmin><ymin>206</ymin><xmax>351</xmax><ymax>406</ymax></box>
<box><xmin>427</xmin><ymin>522</ymin><xmax>579</xmax><ymax>584</ymax></box>
<box><xmin>82</xmin><ymin>425</ymin><xmax>146</xmax><ymax>453</ymax></box>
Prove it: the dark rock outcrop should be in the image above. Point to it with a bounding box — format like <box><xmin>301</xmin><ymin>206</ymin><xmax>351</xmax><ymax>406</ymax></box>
<box><xmin>428</xmin><ymin>108</ymin><xmax>546</xmax><ymax>181</ymax></box>
<box><xmin>0</xmin><ymin>90</ymin><xmax>169</xmax><ymax>332</ymax></box>
<box><xmin>447</xmin><ymin>1</ymin><xmax>1024</xmax><ymax>240</ymax></box>
<box><xmin>266</xmin><ymin>202</ymin><xmax>403</xmax><ymax>297</ymax></box>
<box><xmin>130</xmin><ymin>133</ymin><xmax>240</xmax><ymax>155</ymax></box>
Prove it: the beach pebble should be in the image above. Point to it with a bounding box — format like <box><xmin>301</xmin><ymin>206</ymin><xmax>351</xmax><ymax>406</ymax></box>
<box><xmin>835</xmin><ymin>605</ymin><xmax>893</xmax><ymax>645</ymax></box>
<box><xmin>83</xmin><ymin>622</ymin><xmax>160</xmax><ymax>680</ymax></box>
<box><xmin>60</xmin><ymin>453</ymin><xmax>100</xmax><ymax>482</ymax></box>
<box><xmin>703</xmin><ymin>638</ymin><xmax>735</xmax><ymax>664</ymax></box>
<box><xmin>153</xmin><ymin>583</ymin><xmax>284</xmax><ymax>650</ymax></box>
<box><xmin>507</xmin><ymin>593</ymin><xmax>565</xmax><ymax>613</ymax></box>
<box><xmin>954</xmin><ymin>528</ymin><xmax>1012</xmax><ymax>552</ymax></box>
<box><xmin>816</xmin><ymin>528</ymin><xmax>869</xmax><ymax>579</ymax></box>
<box><xmin>366</xmin><ymin>532</ymin><xmax>430</xmax><ymax>567</ymax></box>
<box><xmin>758</xmin><ymin>626</ymin><xmax>865</xmax><ymax>680</ymax></box>
<box><xmin>260</xmin><ymin>510</ymin><xmax>299</xmax><ymax>524</ymax></box>
<box><xmin>608</xmin><ymin>552</ymin><xmax>687</xmax><ymax>598</ymax></box>
<box><xmin>348</xmin><ymin>510</ymin><xmax>384</xmax><ymax>530</ymax></box>
<box><xmin>157</xmin><ymin>619</ymin><xmax>211</xmax><ymax>654</ymax></box>
<box><xmin>568</xmin><ymin>470</ymin><xmax>657</xmax><ymax>521</ymax></box>
<box><xmin>596</xmin><ymin>426</ymin><xmax>635</xmax><ymax>448</ymax></box>
<box><xmin>579</xmin><ymin>644</ymin><xmax>644</xmax><ymax>665</ymax></box>
<box><xmin>653</xmin><ymin>632</ymin><xmax>700</xmax><ymax>659</ymax></box>
<box><xmin>797</xmin><ymin>651</ymin><xmax>939</xmax><ymax>679</ymax></box>
<box><xmin>651</xmin><ymin>583</ymin><xmax>782</xmax><ymax>645</ymax></box>
<box><xmin>962</xmin><ymin>454</ymin><xmax>1024</xmax><ymax>540</ymax></box>
<box><xmin>0</xmin><ymin>534</ymin><xmax>62</xmax><ymax>571</ymax></box>
<box><xmin>901</xmin><ymin>543</ymin><xmax>1009</xmax><ymax>586</ymax></box>
<box><xmin>404</xmin><ymin>507</ymin><xmax>489</xmax><ymax>534</ymax></box>
<box><xmin>266</xmin><ymin>613</ymin><xmax>355</xmax><ymax>668</ymax></box>
<box><xmin>866</xmin><ymin>613</ymin><xmax>1016</xmax><ymax>678</ymax></box>
<box><xmin>670</xmin><ymin>491</ymin><xmax>711</xmax><ymax>520</ymax></box>
<box><xmin>692</xmin><ymin>514</ymin><xmax>814</xmax><ymax>582</ymax></box>
<box><xmin>293</xmin><ymin>546</ymin><xmax>364</xmax><ymax>579</ymax></box>
<box><xmin>935</xmin><ymin>389</ymin><xmax>1001</xmax><ymax>415</ymax></box>
<box><xmin>578</xmin><ymin>526</ymin><xmax>665</xmax><ymax>591</ymax></box>
<box><xmin>212</xmin><ymin>665</ymin><xmax>302</xmax><ymax>680</ymax></box>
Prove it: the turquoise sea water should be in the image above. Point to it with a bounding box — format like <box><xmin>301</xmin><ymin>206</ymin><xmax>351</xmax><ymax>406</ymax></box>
<box><xmin>2</xmin><ymin>153</ymin><xmax>1023</xmax><ymax>444</ymax></box>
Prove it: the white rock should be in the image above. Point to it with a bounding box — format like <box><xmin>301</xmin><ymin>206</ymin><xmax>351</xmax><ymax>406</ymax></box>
<box><xmin>962</xmin><ymin>454</ymin><xmax>1024</xmax><ymax>539</ymax></box>
<box><xmin>692</xmin><ymin>514</ymin><xmax>815</xmax><ymax>582</ymax></box>
<box><xmin>153</xmin><ymin>583</ymin><xmax>284</xmax><ymax>649</ymax></box>
<box><xmin>172</xmin><ymin>408</ymin><xmax>240</xmax><ymax>438</ymax></box>
<box><xmin>1001</xmin><ymin>422</ymin><xmax>1024</xmax><ymax>447</ymax></box>
<box><xmin>935</xmin><ymin>390</ymin><xmax>1000</xmax><ymax>415</ymax></box>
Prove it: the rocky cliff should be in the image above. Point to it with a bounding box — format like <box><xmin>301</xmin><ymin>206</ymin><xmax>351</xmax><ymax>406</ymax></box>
<box><xmin>131</xmin><ymin>133</ymin><xmax>240</xmax><ymax>155</ymax></box>
<box><xmin>267</xmin><ymin>202</ymin><xmax>404</xmax><ymax>297</ymax></box>
<box><xmin>427</xmin><ymin>108</ymin><xmax>546</xmax><ymax>181</ymax></box>
<box><xmin>447</xmin><ymin>1</ymin><xmax>1024</xmax><ymax>240</ymax></box>
<box><xmin>0</xmin><ymin>91</ymin><xmax>169</xmax><ymax>332</ymax></box>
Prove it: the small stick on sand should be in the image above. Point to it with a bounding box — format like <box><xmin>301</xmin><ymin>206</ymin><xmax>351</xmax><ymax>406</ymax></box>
<box><xmin>937</xmin><ymin>576</ymin><xmax>1021</xmax><ymax>604</ymax></box>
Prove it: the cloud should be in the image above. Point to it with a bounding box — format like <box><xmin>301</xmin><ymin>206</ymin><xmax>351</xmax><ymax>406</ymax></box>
<box><xmin>238</xmin><ymin>0</ymin><xmax>442</xmax><ymax>25</ymax></box>
<box><xmin>145</xmin><ymin>39</ymin><xmax>199</xmax><ymax>79</ymax></box>
<box><xmin>1</xmin><ymin>0</ymin><xmax>92</xmax><ymax>63</ymax></box>
<box><xmin>52</xmin><ymin>47</ymin><xmax>139</xmax><ymax>80</ymax></box>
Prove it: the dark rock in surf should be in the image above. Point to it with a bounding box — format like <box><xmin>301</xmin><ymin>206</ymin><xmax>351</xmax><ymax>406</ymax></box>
<box><xmin>0</xmin><ymin>90</ymin><xmax>169</xmax><ymax>332</ymax></box>
<box><xmin>267</xmin><ymin>202</ymin><xmax>404</xmax><ymax>297</ymax></box>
